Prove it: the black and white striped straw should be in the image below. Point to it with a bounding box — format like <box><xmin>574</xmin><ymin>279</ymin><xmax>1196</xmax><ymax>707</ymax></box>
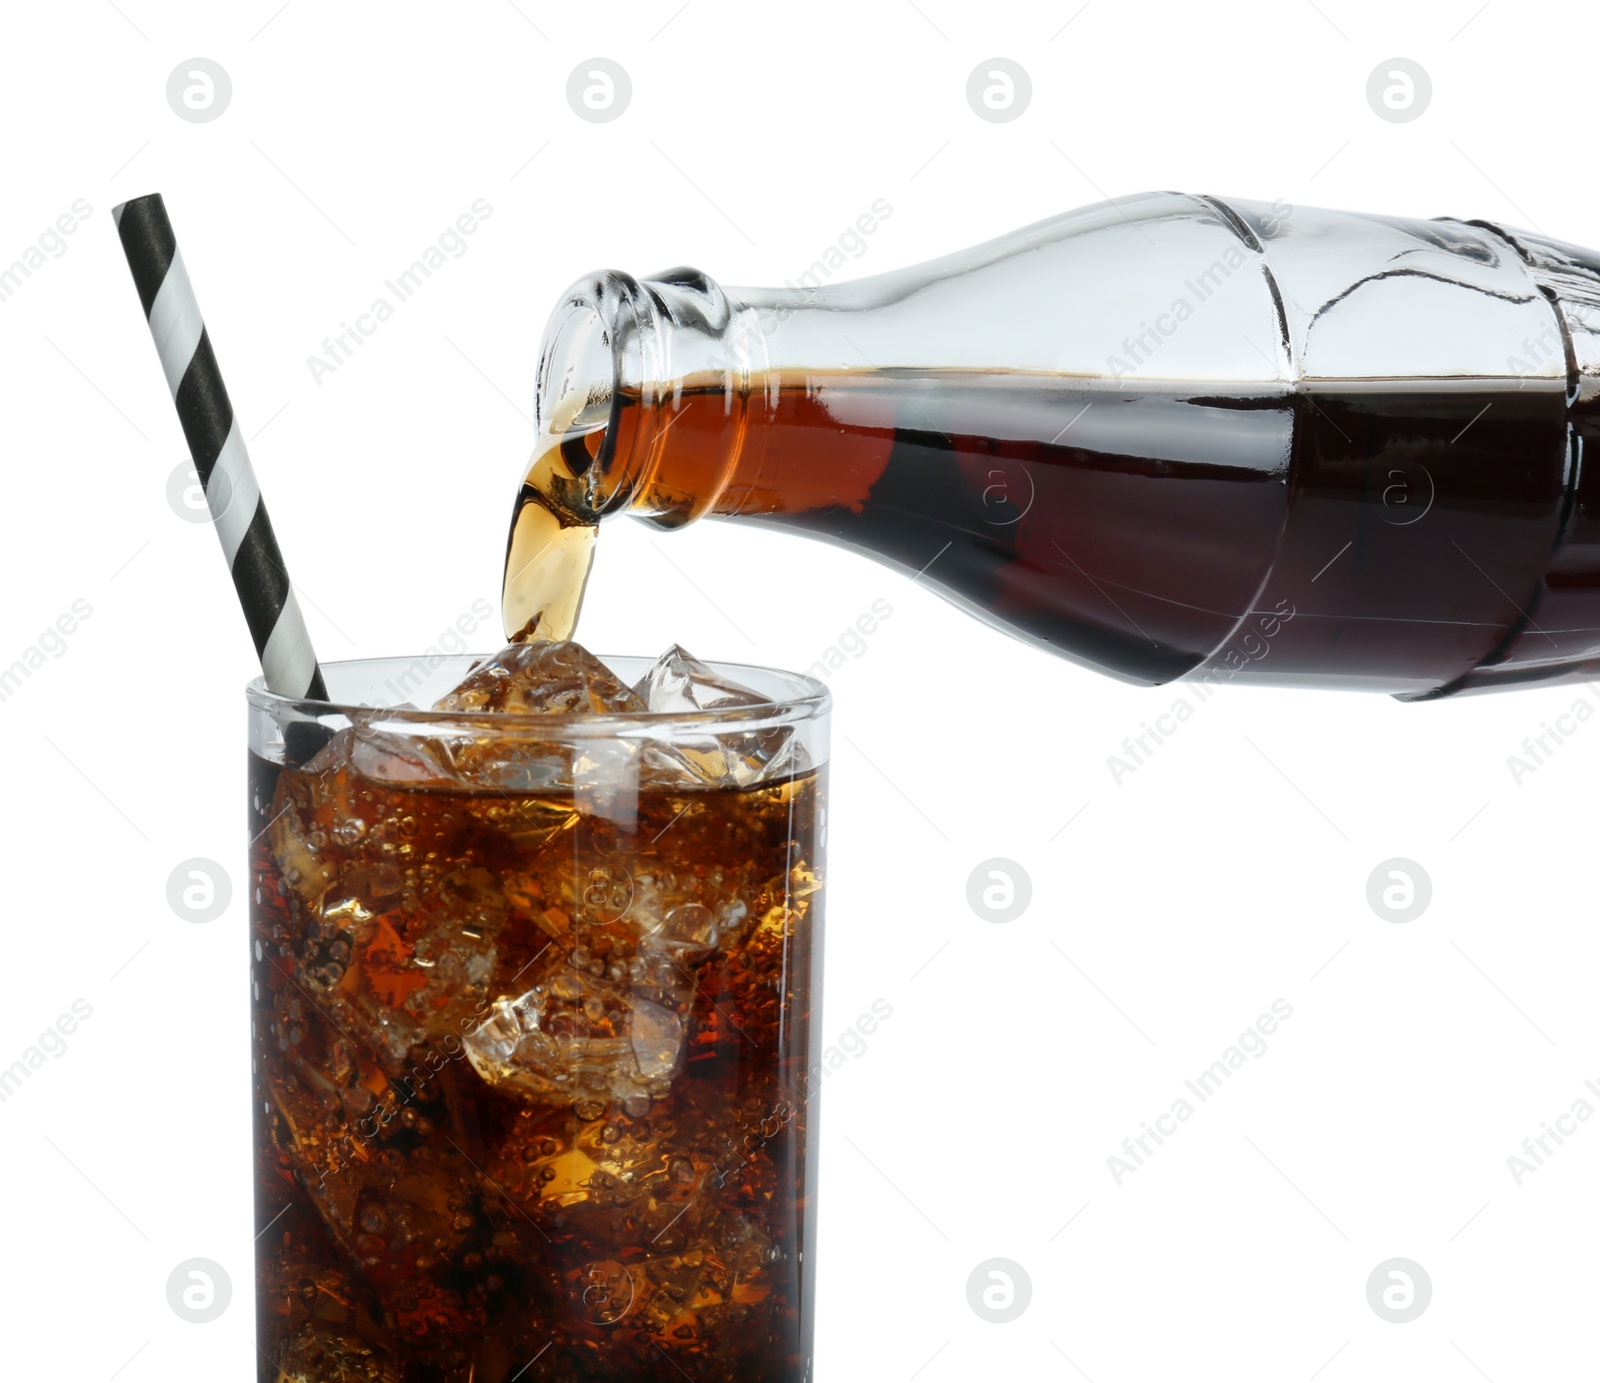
<box><xmin>114</xmin><ymin>192</ymin><xmax>327</xmax><ymax>702</ymax></box>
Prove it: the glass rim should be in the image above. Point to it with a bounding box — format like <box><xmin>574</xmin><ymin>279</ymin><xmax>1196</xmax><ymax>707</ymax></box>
<box><xmin>246</xmin><ymin>652</ymin><xmax>831</xmax><ymax>738</ymax></box>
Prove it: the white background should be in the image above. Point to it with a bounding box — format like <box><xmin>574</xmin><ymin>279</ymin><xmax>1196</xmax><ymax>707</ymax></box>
<box><xmin>1</xmin><ymin>1</ymin><xmax>1596</xmax><ymax>1378</ymax></box>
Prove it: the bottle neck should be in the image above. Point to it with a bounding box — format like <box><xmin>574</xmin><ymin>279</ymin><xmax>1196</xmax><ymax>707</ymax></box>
<box><xmin>538</xmin><ymin>269</ymin><xmax>906</xmax><ymax>531</ymax></box>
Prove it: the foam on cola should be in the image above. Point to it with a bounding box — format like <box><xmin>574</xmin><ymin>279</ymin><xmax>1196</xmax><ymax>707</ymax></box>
<box><xmin>251</xmin><ymin>643</ymin><xmax>823</xmax><ymax>1382</ymax></box>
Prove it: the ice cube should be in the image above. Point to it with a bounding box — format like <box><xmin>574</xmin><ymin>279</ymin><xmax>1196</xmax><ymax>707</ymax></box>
<box><xmin>628</xmin><ymin>998</ymin><xmax>685</xmax><ymax>1081</ymax></box>
<box><xmin>633</xmin><ymin>645</ymin><xmax>809</xmax><ymax>788</ymax></box>
<box><xmin>632</xmin><ymin>645</ymin><xmax>768</xmax><ymax>714</ymax></box>
<box><xmin>346</xmin><ymin>723</ymin><xmax>457</xmax><ymax>788</ymax></box>
<box><xmin>266</xmin><ymin>751</ymin><xmax>514</xmax><ymax>1070</ymax></box>
<box><xmin>428</xmin><ymin>642</ymin><xmax>649</xmax><ymax>796</ymax></box>
<box><xmin>291</xmin><ymin>714</ymin><xmax>468</xmax><ymax>800</ymax></box>
<box><xmin>258</xmin><ymin>996</ymin><xmax>488</xmax><ymax>1333</ymax></box>
<box><xmin>434</xmin><ymin>641</ymin><xmax>644</xmax><ymax>716</ymax></box>
<box><xmin>461</xmin><ymin>953</ymin><xmax>692</xmax><ymax>1110</ymax></box>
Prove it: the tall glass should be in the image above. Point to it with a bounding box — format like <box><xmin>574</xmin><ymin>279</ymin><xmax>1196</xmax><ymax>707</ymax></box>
<box><xmin>246</xmin><ymin>655</ymin><xmax>829</xmax><ymax>1382</ymax></box>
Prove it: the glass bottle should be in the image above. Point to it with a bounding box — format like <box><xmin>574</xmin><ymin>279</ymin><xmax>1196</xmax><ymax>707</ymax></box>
<box><xmin>503</xmin><ymin>191</ymin><xmax>1600</xmax><ymax>699</ymax></box>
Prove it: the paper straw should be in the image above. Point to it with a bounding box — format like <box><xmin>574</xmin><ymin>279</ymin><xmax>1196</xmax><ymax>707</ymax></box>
<box><xmin>113</xmin><ymin>192</ymin><xmax>328</xmax><ymax>702</ymax></box>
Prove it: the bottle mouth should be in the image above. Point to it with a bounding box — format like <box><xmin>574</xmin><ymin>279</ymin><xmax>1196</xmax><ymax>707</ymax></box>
<box><xmin>535</xmin><ymin>268</ymin><xmax>755</xmax><ymax>526</ymax></box>
<box><xmin>536</xmin><ymin>272</ymin><xmax>645</xmax><ymax>521</ymax></box>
